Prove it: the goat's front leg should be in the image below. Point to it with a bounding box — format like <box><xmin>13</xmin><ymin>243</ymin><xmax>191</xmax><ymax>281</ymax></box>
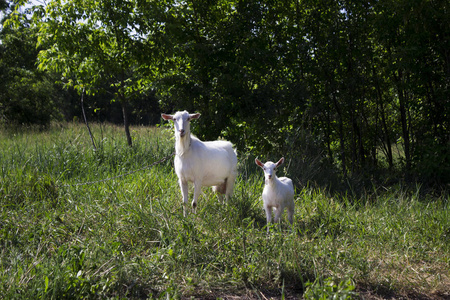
<box><xmin>179</xmin><ymin>179</ymin><xmax>189</xmax><ymax>216</ymax></box>
<box><xmin>192</xmin><ymin>181</ymin><xmax>202</xmax><ymax>212</ymax></box>
<box><xmin>273</xmin><ymin>207</ymin><xmax>283</xmax><ymax>223</ymax></box>
<box><xmin>264</xmin><ymin>204</ymin><xmax>272</xmax><ymax>233</ymax></box>
<box><xmin>274</xmin><ymin>207</ymin><xmax>284</xmax><ymax>231</ymax></box>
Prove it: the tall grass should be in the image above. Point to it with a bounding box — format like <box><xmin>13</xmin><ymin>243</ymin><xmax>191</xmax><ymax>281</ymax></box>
<box><xmin>1</xmin><ymin>123</ymin><xmax>449</xmax><ymax>299</ymax></box>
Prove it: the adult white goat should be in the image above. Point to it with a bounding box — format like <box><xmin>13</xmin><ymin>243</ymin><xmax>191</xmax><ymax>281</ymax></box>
<box><xmin>255</xmin><ymin>157</ymin><xmax>294</xmax><ymax>232</ymax></box>
<box><xmin>161</xmin><ymin>111</ymin><xmax>238</xmax><ymax>213</ymax></box>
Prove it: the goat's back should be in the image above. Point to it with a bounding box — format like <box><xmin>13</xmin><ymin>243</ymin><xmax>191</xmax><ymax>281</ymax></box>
<box><xmin>279</xmin><ymin>177</ymin><xmax>294</xmax><ymax>189</ymax></box>
<box><xmin>175</xmin><ymin>136</ymin><xmax>237</xmax><ymax>186</ymax></box>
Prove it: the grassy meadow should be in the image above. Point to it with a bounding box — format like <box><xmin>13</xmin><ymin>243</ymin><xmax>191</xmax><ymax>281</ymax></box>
<box><xmin>0</xmin><ymin>123</ymin><xmax>449</xmax><ymax>299</ymax></box>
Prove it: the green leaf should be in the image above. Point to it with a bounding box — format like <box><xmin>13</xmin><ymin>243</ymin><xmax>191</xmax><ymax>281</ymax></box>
<box><xmin>44</xmin><ymin>275</ymin><xmax>49</xmax><ymax>293</ymax></box>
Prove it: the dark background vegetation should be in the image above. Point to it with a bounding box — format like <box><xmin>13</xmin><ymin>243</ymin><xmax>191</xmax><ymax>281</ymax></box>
<box><xmin>1</xmin><ymin>0</ymin><xmax>449</xmax><ymax>192</ymax></box>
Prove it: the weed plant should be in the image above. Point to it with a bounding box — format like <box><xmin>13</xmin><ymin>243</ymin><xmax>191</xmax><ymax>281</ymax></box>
<box><xmin>0</xmin><ymin>123</ymin><xmax>449</xmax><ymax>299</ymax></box>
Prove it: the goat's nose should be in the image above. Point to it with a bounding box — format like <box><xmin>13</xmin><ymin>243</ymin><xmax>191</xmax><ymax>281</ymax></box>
<box><xmin>268</xmin><ymin>175</ymin><xmax>272</xmax><ymax>179</ymax></box>
<box><xmin>179</xmin><ymin>129</ymin><xmax>185</xmax><ymax>134</ymax></box>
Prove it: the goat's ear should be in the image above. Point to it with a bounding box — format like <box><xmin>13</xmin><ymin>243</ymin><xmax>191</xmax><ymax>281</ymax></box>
<box><xmin>255</xmin><ymin>158</ymin><xmax>264</xmax><ymax>168</ymax></box>
<box><xmin>161</xmin><ymin>113</ymin><xmax>173</xmax><ymax>121</ymax></box>
<box><xmin>189</xmin><ymin>113</ymin><xmax>201</xmax><ymax>120</ymax></box>
<box><xmin>276</xmin><ymin>157</ymin><xmax>285</xmax><ymax>167</ymax></box>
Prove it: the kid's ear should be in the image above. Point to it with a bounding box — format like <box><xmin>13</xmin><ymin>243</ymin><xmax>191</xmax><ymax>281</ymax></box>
<box><xmin>188</xmin><ymin>113</ymin><xmax>201</xmax><ymax>120</ymax></box>
<box><xmin>255</xmin><ymin>158</ymin><xmax>264</xmax><ymax>168</ymax></box>
<box><xmin>161</xmin><ymin>113</ymin><xmax>174</xmax><ymax>121</ymax></box>
<box><xmin>276</xmin><ymin>157</ymin><xmax>285</xmax><ymax>167</ymax></box>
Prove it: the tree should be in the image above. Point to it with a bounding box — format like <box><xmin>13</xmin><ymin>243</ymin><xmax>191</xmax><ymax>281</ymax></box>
<box><xmin>15</xmin><ymin>0</ymin><xmax>171</xmax><ymax>145</ymax></box>
<box><xmin>372</xmin><ymin>0</ymin><xmax>450</xmax><ymax>183</ymax></box>
<box><xmin>1</xmin><ymin>4</ymin><xmax>62</xmax><ymax>127</ymax></box>
<box><xmin>158</xmin><ymin>0</ymin><xmax>310</xmax><ymax>153</ymax></box>
<box><xmin>160</xmin><ymin>0</ymin><xmax>449</xmax><ymax>185</ymax></box>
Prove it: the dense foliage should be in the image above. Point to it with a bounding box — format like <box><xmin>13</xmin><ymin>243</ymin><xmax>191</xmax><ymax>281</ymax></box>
<box><xmin>1</xmin><ymin>0</ymin><xmax>449</xmax><ymax>186</ymax></box>
<box><xmin>0</xmin><ymin>7</ymin><xmax>63</xmax><ymax>126</ymax></box>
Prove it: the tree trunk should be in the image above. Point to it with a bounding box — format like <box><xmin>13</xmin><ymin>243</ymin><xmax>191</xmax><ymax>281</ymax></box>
<box><xmin>325</xmin><ymin>107</ymin><xmax>333</xmax><ymax>164</ymax></box>
<box><xmin>332</xmin><ymin>91</ymin><xmax>347</xmax><ymax>178</ymax></box>
<box><xmin>394</xmin><ymin>70</ymin><xmax>411</xmax><ymax>174</ymax></box>
<box><xmin>373</xmin><ymin>65</ymin><xmax>393</xmax><ymax>169</ymax></box>
<box><xmin>80</xmin><ymin>89</ymin><xmax>96</xmax><ymax>151</ymax></box>
<box><xmin>380</xmin><ymin>102</ymin><xmax>393</xmax><ymax>169</ymax></box>
<box><xmin>121</xmin><ymin>100</ymin><xmax>132</xmax><ymax>147</ymax></box>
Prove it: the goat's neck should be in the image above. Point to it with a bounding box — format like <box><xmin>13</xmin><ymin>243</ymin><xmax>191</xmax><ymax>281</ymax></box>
<box><xmin>175</xmin><ymin>134</ymin><xmax>191</xmax><ymax>156</ymax></box>
<box><xmin>266</xmin><ymin>175</ymin><xmax>280</xmax><ymax>187</ymax></box>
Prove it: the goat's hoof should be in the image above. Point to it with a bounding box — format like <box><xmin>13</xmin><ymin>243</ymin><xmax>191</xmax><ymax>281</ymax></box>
<box><xmin>191</xmin><ymin>201</ymin><xmax>197</xmax><ymax>209</ymax></box>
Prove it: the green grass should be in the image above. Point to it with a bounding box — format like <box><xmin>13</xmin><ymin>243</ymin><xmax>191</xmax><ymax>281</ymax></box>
<box><xmin>1</xmin><ymin>123</ymin><xmax>449</xmax><ymax>299</ymax></box>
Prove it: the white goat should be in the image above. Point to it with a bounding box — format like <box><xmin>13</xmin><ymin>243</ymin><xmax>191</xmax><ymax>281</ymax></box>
<box><xmin>255</xmin><ymin>157</ymin><xmax>295</xmax><ymax>232</ymax></box>
<box><xmin>161</xmin><ymin>111</ymin><xmax>238</xmax><ymax>213</ymax></box>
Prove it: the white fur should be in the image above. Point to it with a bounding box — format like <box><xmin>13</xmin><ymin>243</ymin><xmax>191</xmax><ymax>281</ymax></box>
<box><xmin>162</xmin><ymin>110</ymin><xmax>237</xmax><ymax>213</ymax></box>
<box><xmin>255</xmin><ymin>157</ymin><xmax>295</xmax><ymax>232</ymax></box>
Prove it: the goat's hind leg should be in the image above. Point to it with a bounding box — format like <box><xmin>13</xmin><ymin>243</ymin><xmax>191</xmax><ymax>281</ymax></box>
<box><xmin>225</xmin><ymin>174</ymin><xmax>237</xmax><ymax>201</ymax></box>
<box><xmin>212</xmin><ymin>179</ymin><xmax>227</xmax><ymax>203</ymax></box>
<box><xmin>273</xmin><ymin>207</ymin><xmax>285</xmax><ymax>231</ymax></box>
<box><xmin>287</xmin><ymin>205</ymin><xmax>294</xmax><ymax>226</ymax></box>
<box><xmin>286</xmin><ymin>205</ymin><xmax>294</xmax><ymax>232</ymax></box>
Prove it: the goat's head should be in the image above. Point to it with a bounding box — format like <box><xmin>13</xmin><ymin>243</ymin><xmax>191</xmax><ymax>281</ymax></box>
<box><xmin>161</xmin><ymin>110</ymin><xmax>201</xmax><ymax>138</ymax></box>
<box><xmin>255</xmin><ymin>157</ymin><xmax>284</xmax><ymax>182</ymax></box>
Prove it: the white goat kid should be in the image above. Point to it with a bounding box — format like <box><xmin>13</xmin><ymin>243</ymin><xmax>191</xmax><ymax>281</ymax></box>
<box><xmin>161</xmin><ymin>111</ymin><xmax>238</xmax><ymax>213</ymax></box>
<box><xmin>255</xmin><ymin>157</ymin><xmax>295</xmax><ymax>232</ymax></box>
